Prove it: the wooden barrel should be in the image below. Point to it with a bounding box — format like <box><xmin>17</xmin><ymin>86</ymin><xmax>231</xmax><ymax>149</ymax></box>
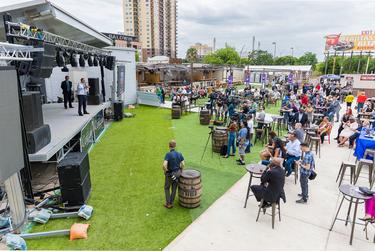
<box><xmin>179</xmin><ymin>169</ymin><xmax>202</xmax><ymax>208</ymax></box>
<box><xmin>212</xmin><ymin>128</ymin><xmax>227</xmax><ymax>153</ymax></box>
<box><xmin>199</xmin><ymin>109</ymin><xmax>211</xmax><ymax>125</ymax></box>
<box><xmin>171</xmin><ymin>105</ymin><xmax>181</xmax><ymax>119</ymax></box>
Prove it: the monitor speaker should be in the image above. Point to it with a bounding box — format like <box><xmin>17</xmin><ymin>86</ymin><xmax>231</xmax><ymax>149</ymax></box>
<box><xmin>22</xmin><ymin>92</ymin><xmax>44</xmax><ymax>131</ymax></box>
<box><xmin>26</xmin><ymin>124</ymin><xmax>51</xmax><ymax>154</ymax></box>
<box><xmin>87</xmin><ymin>94</ymin><xmax>103</xmax><ymax>106</ymax></box>
<box><xmin>88</xmin><ymin>78</ymin><xmax>100</xmax><ymax>95</ymax></box>
<box><xmin>113</xmin><ymin>101</ymin><xmax>123</xmax><ymax>121</ymax></box>
<box><xmin>30</xmin><ymin>43</ymin><xmax>56</xmax><ymax>78</ymax></box>
<box><xmin>57</xmin><ymin>152</ymin><xmax>91</xmax><ymax>206</ymax></box>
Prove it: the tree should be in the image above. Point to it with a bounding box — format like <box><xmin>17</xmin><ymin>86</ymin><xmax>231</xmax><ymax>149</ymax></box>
<box><xmin>135</xmin><ymin>50</ymin><xmax>140</xmax><ymax>62</ymax></box>
<box><xmin>248</xmin><ymin>50</ymin><xmax>274</xmax><ymax>65</ymax></box>
<box><xmin>296</xmin><ymin>52</ymin><xmax>318</xmax><ymax>69</ymax></box>
<box><xmin>186</xmin><ymin>47</ymin><xmax>198</xmax><ymax>63</ymax></box>
<box><xmin>274</xmin><ymin>55</ymin><xmax>297</xmax><ymax>65</ymax></box>
<box><xmin>203</xmin><ymin>47</ymin><xmax>241</xmax><ymax>65</ymax></box>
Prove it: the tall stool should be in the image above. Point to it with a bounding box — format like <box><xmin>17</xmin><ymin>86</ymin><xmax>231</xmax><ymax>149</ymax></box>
<box><xmin>254</xmin><ymin>129</ymin><xmax>265</xmax><ymax>145</ymax></box>
<box><xmin>336</xmin><ymin>161</ymin><xmax>356</xmax><ymax>186</ymax></box>
<box><xmin>309</xmin><ymin>136</ymin><xmax>321</xmax><ymax>158</ymax></box>
<box><xmin>294</xmin><ymin>161</ymin><xmax>299</xmax><ymax>185</ymax></box>
<box><xmin>354</xmin><ymin>159</ymin><xmax>374</xmax><ymax>186</ymax></box>
<box><xmin>364</xmin><ymin>149</ymin><xmax>375</xmax><ymax>159</ymax></box>
<box><xmin>256</xmin><ymin>199</ymin><xmax>281</xmax><ymax>229</ymax></box>
<box><xmin>305</xmin><ymin>131</ymin><xmax>316</xmax><ymax>145</ymax></box>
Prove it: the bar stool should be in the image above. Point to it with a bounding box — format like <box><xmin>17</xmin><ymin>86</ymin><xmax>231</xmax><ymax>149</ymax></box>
<box><xmin>294</xmin><ymin>161</ymin><xmax>299</xmax><ymax>185</ymax></box>
<box><xmin>256</xmin><ymin>199</ymin><xmax>281</xmax><ymax>229</ymax></box>
<box><xmin>354</xmin><ymin>159</ymin><xmax>374</xmax><ymax>186</ymax></box>
<box><xmin>305</xmin><ymin>131</ymin><xmax>316</xmax><ymax>145</ymax></box>
<box><xmin>336</xmin><ymin>161</ymin><xmax>356</xmax><ymax>186</ymax></box>
<box><xmin>364</xmin><ymin>149</ymin><xmax>375</xmax><ymax>159</ymax></box>
<box><xmin>309</xmin><ymin>136</ymin><xmax>321</xmax><ymax>158</ymax></box>
<box><xmin>254</xmin><ymin>129</ymin><xmax>265</xmax><ymax>145</ymax></box>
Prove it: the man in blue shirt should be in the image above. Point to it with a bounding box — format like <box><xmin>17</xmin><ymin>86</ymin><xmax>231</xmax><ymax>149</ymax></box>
<box><xmin>296</xmin><ymin>143</ymin><xmax>315</xmax><ymax>204</ymax></box>
<box><xmin>163</xmin><ymin>140</ymin><xmax>185</xmax><ymax>209</ymax></box>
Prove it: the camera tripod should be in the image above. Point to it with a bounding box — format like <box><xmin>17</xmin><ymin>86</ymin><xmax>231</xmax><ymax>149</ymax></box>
<box><xmin>200</xmin><ymin>126</ymin><xmax>222</xmax><ymax>164</ymax></box>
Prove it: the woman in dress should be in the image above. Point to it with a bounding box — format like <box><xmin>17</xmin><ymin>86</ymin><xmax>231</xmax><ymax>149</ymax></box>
<box><xmin>338</xmin><ymin>117</ymin><xmax>358</xmax><ymax>147</ymax></box>
<box><xmin>318</xmin><ymin>116</ymin><xmax>331</xmax><ymax>144</ymax></box>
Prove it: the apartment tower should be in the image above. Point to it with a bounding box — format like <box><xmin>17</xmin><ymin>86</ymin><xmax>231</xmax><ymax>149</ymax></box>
<box><xmin>123</xmin><ymin>0</ymin><xmax>177</xmax><ymax>61</ymax></box>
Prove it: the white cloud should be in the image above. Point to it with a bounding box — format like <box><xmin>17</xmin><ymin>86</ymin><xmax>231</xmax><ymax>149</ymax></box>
<box><xmin>1</xmin><ymin>0</ymin><xmax>374</xmax><ymax>60</ymax></box>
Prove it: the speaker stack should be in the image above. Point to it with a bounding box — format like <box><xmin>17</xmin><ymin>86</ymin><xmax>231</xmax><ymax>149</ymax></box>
<box><xmin>87</xmin><ymin>78</ymin><xmax>102</xmax><ymax>105</ymax></box>
<box><xmin>30</xmin><ymin>43</ymin><xmax>57</xmax><ymax>79</ymax></box>
<box><xmin>113</xmin><ymin>101</ymin><xmax>124</xmax><ymax>121</ymax></box>
<box><xmin>22</xmin><ymin>92</ymin><xmax>51</xmax><ymax>154</ymax></box>
<box><xmin>57</xmin><ymin>152</ymin><xmax>91</xmax><ymax>206</ymax></box>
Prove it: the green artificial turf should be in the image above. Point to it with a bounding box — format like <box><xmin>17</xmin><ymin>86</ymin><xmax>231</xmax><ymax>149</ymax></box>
<box><xmin>26</xmin><ymin>106</ymin><xmax>265</xmax><ymax>250</ymax></box>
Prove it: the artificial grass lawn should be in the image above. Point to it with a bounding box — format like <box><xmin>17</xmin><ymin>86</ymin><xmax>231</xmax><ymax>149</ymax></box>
<box><xmin>27</xmin><ymin>106</ymin><xmax>265</xmax><ymax>250</ymax></box>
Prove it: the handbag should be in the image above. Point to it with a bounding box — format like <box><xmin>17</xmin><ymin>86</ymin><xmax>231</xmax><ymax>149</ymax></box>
<box><xmin>309</xmin><ymin>170</ymin><xmax>317</xmax><ymax>180</ymax></box>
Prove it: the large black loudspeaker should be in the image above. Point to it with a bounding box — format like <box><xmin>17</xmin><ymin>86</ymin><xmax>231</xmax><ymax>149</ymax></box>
<box><xmin>87</xmin><ymin>94</ymin><xmax>103</xmax><ymax>105</ymax></box>
<box><xmin>88</xmin><ymin>78</ymin><xmax>100</xmax><ymax>95</ymax></box>
<box><xmin>57</xmin><ymin>152</ymin><xmax>91</xmax><ymax>206</ymax></box>
<box><xmin>22</xmin><ymin>92</ymin><xmax>44</xmax><ymax>131</ymax></box>
<box><xmin>113</xmin><ymin>101</ymin><xmax>123</xmax><ymax>121</ymax></box>
<box><xmin>26</xmin><ymin>124</ymin><xmax>51</xmax><ymax>154</ymax></box>
<box><xmin>30</xmin><ymin>43</ymin><xmax>56</xmax><ymax>78</ymax></box>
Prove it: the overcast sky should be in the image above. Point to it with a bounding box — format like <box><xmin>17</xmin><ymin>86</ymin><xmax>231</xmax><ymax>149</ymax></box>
<box><xmin>1</xmin><ymin>0</ymin><xmax>374</xmax><ymax>60</ymax></box>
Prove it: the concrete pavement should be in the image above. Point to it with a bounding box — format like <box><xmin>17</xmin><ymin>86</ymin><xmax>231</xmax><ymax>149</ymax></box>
<box><xmin>165</xmin><ymin>109</ymin><xmax>374</xmax><ymax>251</ymax></box>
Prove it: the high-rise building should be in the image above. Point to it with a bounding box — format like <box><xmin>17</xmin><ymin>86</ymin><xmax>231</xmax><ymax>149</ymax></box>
<box><xmin>123</xmin><ymin>0</ymin><xmax>177</xmax><ymax>61</ymax></box>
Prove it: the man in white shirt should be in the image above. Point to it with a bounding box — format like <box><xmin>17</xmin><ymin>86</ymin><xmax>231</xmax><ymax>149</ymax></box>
<box><xmin>76</xmin><ymin>78</ymin><xmax>90</xmax><ymax>116</ymax></box>
<box><xmin>284</xmin><ymin>131</ymin><xmax>302</xmax><ymax>176</ymax></box>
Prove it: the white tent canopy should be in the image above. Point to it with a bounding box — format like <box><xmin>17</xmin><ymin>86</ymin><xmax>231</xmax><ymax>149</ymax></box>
<box><xmin>244</xmin><ymin>65</ymin><xmax>312</xmax><ymax>72</ymax></box>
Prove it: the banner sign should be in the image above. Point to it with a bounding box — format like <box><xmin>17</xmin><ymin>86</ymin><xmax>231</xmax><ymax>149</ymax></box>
<box><xmin>360</xmin><ymin>75</ymin><xmax>375</xmax><ymax>81</ymax></box>
<box><xmin>325</xmin><ymin>31</ymin><xmax>375</xmax><ymax>52</ymax></box>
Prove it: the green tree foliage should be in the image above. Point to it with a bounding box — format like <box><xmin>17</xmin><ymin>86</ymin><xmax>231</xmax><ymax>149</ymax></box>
<box><xmin>274</xmin><ymin>55</ymin><xmax>297</xmax><ymax>65</ymax></box>
<box><xmin>296</xmin><ymin>52</ymin><xmax>318</xmax><ymax>68</ymax></box>
<box><xmin>186</xmin><ymin>47</ymin><xmax>198</xmax><ymax>63</ymax></box>
<box><xmin>203</xmin><ymin>47</ymin><xmax>241</xmax><ymax>65</ymax></box>
<box><xmin>248</xmin><ymin>50</ymin><xmax>274</xmax><ymax>65</ymax></box>
<box><xmin>316</xmin><ymin>55</ymin><xmax>375</xmax><ymax>75</ymax></box>
<box><xmin>135</xmin><ymin>51</ymin><xmax>140</xmax><ymax>62</ymax></box>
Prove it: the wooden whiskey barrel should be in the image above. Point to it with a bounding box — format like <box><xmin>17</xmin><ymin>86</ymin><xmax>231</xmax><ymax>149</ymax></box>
<box><xmin>199</xmin><ymin>109</ymin><xmax>211</xmax><ymax>125</ymax></box>
<box><xmin>179</xmin><ymin>169</ymin><xmax>202</xmax><ymax>208</ymax></box>
<box><xmin>171</xmin><ymin>105</ymin><xmax>181</xmax><ymax>119</ymax></box>
<box><xmin>212</xmin><ymin>127</ymin><xmax>227</xmax><ymax>153</ymax></box>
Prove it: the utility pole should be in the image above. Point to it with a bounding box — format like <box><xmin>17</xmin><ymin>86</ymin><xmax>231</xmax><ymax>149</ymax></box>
<box><xmin>257</xmin><ymin>41</ymin><xmax>260</xmax><ymax>50</ymax></box>
<box><xmin>291</xmin><ymin>47</ymin><xmax>294</xmax><ymax>57</ymax></box>
<box><xmin>213</xmin><ymin>37</ymin><xmax>216</xmax><ymax>52</ymax></box>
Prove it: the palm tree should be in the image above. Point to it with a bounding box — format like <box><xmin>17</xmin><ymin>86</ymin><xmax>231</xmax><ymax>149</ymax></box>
<box><xmin>186</xmin><ymin>48</ymin><xmax>198</xmax><ymax>88</ymax></box>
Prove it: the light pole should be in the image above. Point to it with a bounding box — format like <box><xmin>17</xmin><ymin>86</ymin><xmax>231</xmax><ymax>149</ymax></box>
<box><xmin>291</xmin><ymin>47</ymin><xmax>294</xmax><ymax>57</ymax></box>
<box><xmin>272</xmin><ymin>42</ymin><xmax>276</xmax><ymax>58</ymax></box>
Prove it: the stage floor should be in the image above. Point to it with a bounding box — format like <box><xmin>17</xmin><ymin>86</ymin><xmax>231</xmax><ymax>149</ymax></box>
<box><xmin>29</xmin><ymin>102</ymin><xmax>111</xmax><ymax>162</ymax></box>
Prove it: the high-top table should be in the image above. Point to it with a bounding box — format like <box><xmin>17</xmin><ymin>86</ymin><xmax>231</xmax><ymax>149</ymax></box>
<box><xmin>330</xmin><ymin>184</ymin><xmax>372</xmax><ymax>245</ymax></box>
<box><xmin>243</xmin><ymin>164</ymin><xmax>267</xmax><ymax>208</ymax></box>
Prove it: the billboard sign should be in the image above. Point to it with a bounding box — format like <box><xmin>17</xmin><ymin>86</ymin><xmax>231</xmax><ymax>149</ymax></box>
<box><xmin>325</xmin><ymin>31</ymin><xmax>375</xmax><ymax>52</ymax></box>
<box><xmin>360</xmin><ymin>75</ymin><xmax>375</xmax><ymax>81</ymax></box>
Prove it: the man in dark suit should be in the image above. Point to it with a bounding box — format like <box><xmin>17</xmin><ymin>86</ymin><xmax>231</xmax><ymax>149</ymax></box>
<box><xmin>293</xmin><ymin>108</ymin><xmax>308</xmax><ymax>126</ymax></box>
<box><xmin>61</xmin><ymin>76</ymin><xmax>74</xmax><ymax>109</ymax></box>
<box><xmin>251</xmin><ymin>158</ymin><xmax>286</xmax><ymax>207</ymax></box>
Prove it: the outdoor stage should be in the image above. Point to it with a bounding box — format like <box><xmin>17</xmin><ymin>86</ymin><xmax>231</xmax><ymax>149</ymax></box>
<box><xmin>29</xmin><ymin>102</ymin><xmax>111</xmax><ymax>162</ymax></box>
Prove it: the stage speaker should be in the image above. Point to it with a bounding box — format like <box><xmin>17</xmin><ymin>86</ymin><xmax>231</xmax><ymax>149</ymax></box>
<box><xmin>113</xmin><ymin>101</ymin><xmax>123</xmax><ymax>121</ymax></box>
<box><xmin>17</xmin><ymin>61</ymin><xmax>32</xmax><ymax>75</ymax></box>
<box><xmin>87</xmin><ymin>94</ymin><xmax>103</xmax><ymax>106</ymax></box>
<box><xmin>30</xmin><ymin>43</ymin><xmax>56</xmax><ymax>78</ymax></box>
<box><xmin>26</xmin><ymin>124</ymin><xmax>51</xmax><ymax>154</ymax></box>
<box><xmin>57</xmin><ymin>152</ymin><xmax>91</xmax><ymax>206</ymax></box>
<box><xmin>22</xmin><ymin>92</ymin><xmax>44</xmax><ymax>131</ymax></box>
<box><xmin>88</xmin><ymin>78</ymin><xmax>100</xmax><ymax>95</ymax></box>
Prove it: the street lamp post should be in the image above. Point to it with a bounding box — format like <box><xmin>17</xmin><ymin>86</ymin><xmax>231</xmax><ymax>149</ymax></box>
<box><xmin>291</xmin><ymin>47</ymin><xmax>294</xmax><ymax>57</ymax></box>
<box><xmin>272</xmin><ymin>42</ymin><xmax>276</xmax><ymax>58</ymax></box>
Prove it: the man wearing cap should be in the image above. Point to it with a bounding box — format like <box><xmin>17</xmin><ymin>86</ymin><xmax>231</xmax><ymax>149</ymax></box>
<box><xmin>284</xmin><ymin>132</ymin><xmax>302</xmax><ymax>177</ymax></box>
<box><xmin>163</xmin><ymin>140</ymin><xmax>185</xmax><ymax>209</ymax></box>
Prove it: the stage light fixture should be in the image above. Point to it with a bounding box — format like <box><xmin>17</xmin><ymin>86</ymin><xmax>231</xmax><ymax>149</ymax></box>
<box><xmin>70</xmin><ymin>53</ymin><xmax>78</xmax><ymax>67</ymax></box>
<box><xmin>87</xmin><ymin>55</ymin><xmax>94</xmax><ymax>67</ymax></box>
<box><xmin>93</xmin><ymin>56</ymin><xmax>99</xmax><ymax>66</ymax></box>
<box><xmin>56</xmin><ymin>50</ymin><xmax>65</xmax><ymax>67</ymax></box>
<box><xmin>83</xmin><ymin>54</ymin><xmax>89</xmax><ymax>60</ymax></box>
<box><xmin>79</xmin><ymin>54</ymin><xmax>86</xmax><ymax>67</ymax></box>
